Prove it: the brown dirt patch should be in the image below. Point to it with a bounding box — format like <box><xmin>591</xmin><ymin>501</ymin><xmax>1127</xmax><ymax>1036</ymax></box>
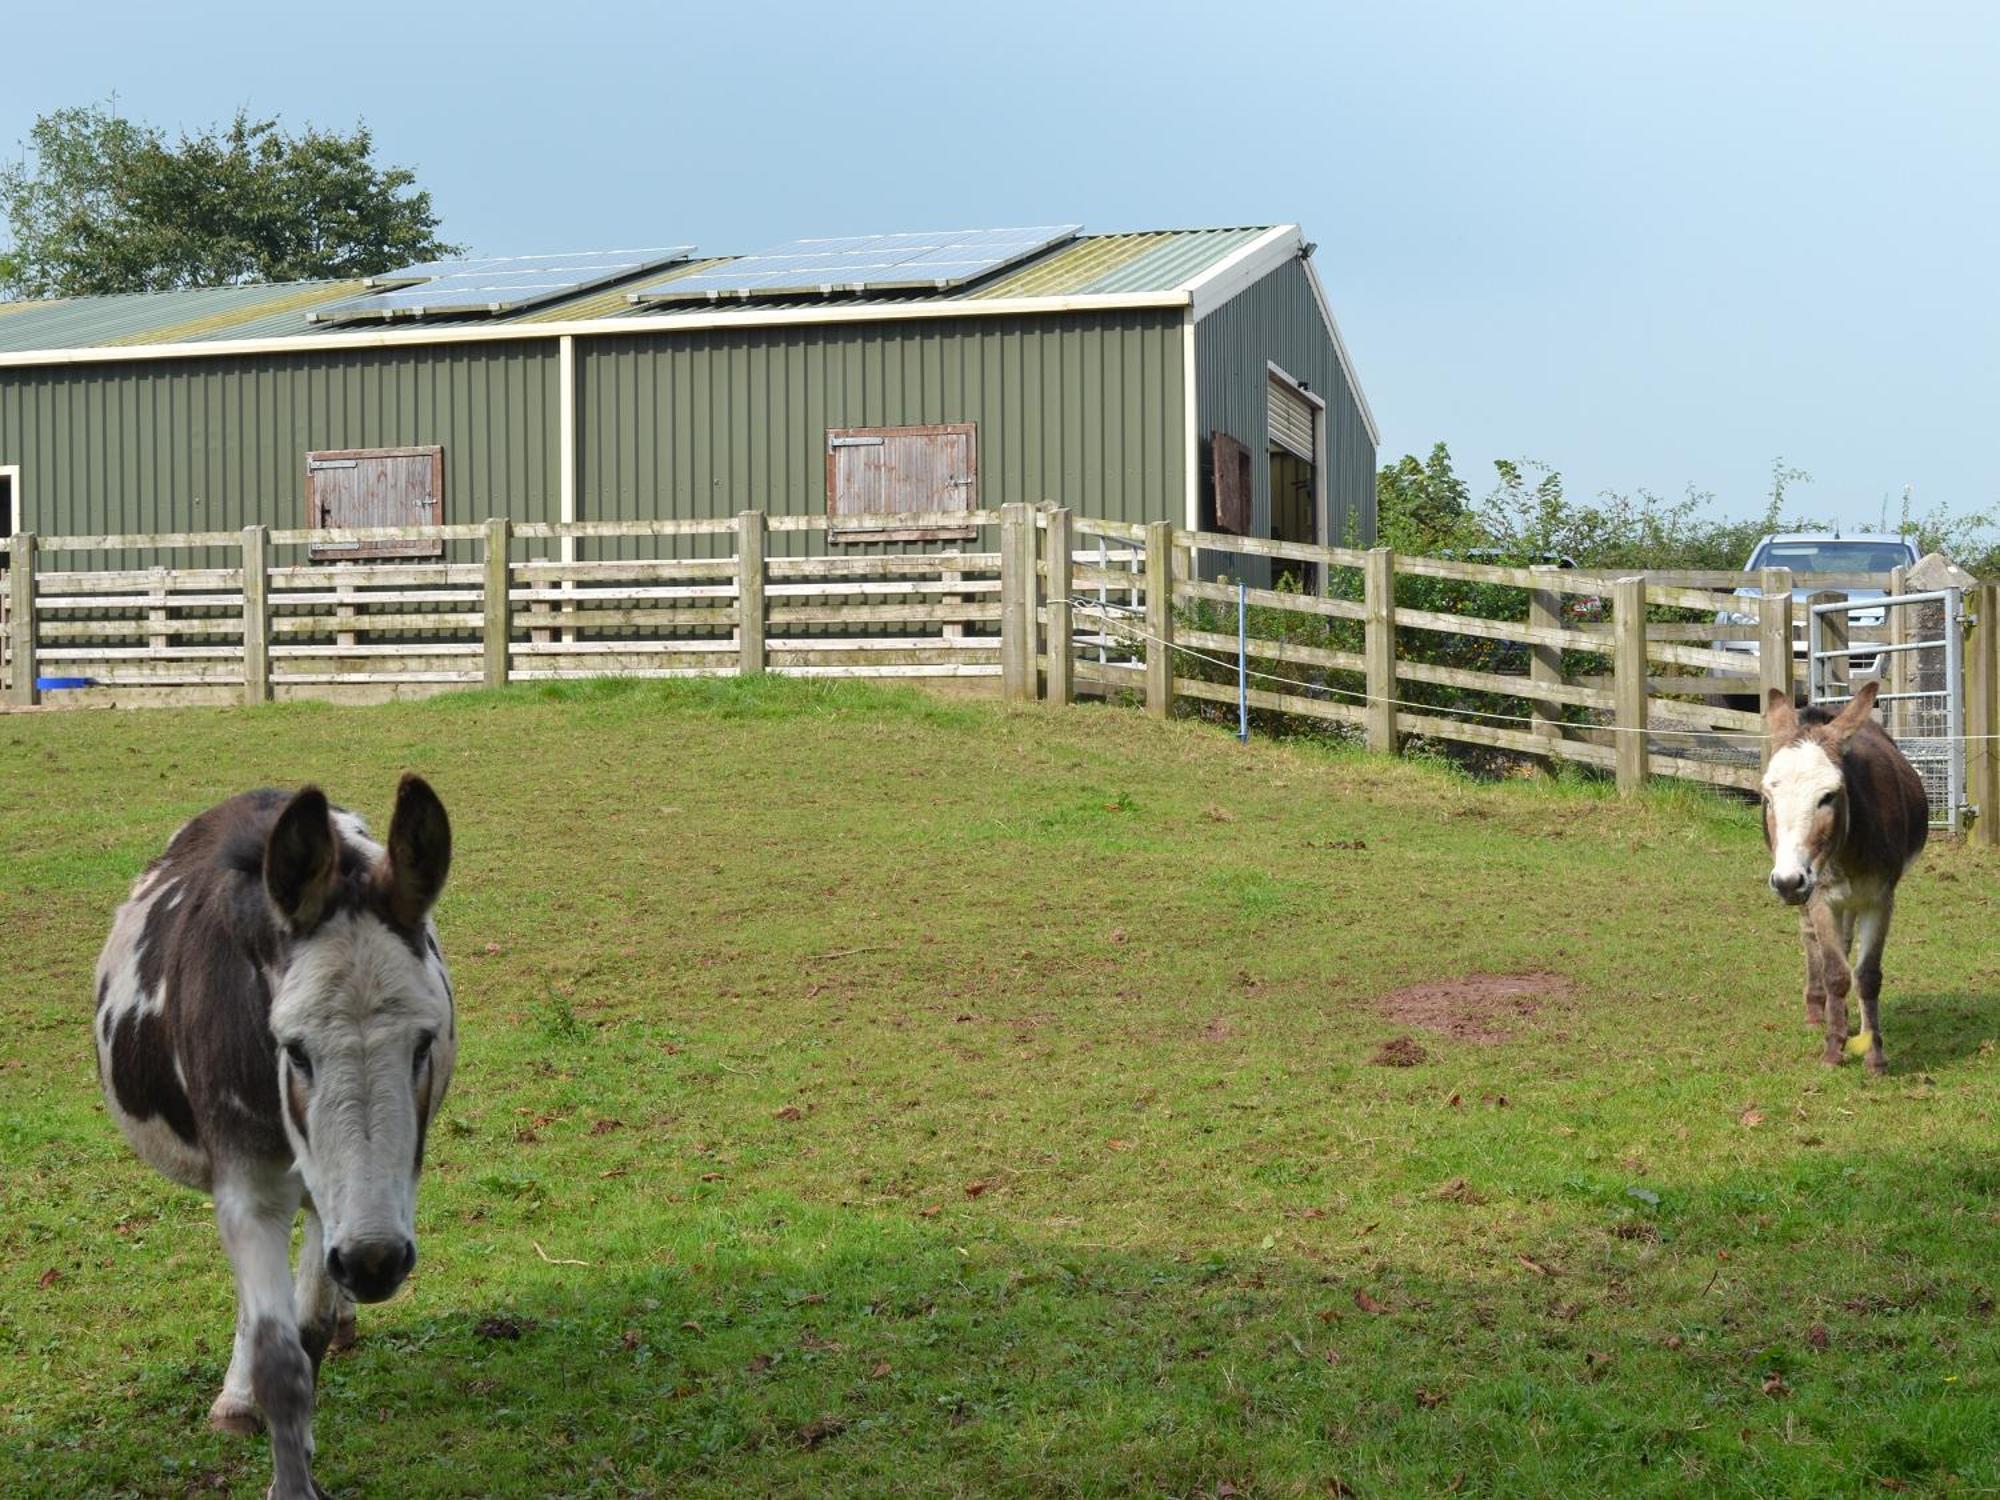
<box><xmin>1369</xmin><ymin>1036</ymin><xmax>1429</xmax><ymax>1067</ymax></box>
<box><xmin>1375</xmin><ymin>971</ymin><xmax>1572</xmax><ymax>1044</ymax></box>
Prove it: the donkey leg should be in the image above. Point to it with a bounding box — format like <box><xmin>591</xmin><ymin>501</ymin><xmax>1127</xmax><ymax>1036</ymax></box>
<box><xmin>1852</xmin><ymin>894</ymin><xmax>1894</xmax><ymax>1077</ymax></box>
<box><xmin>211</xmin><ymin>1303</ymin><xmax>264</xmax><ymax>1435</ymax></box>
<box><xmin>1806</xmin><ymin>898</ymin><xmax>1852</xmax><ymax>1066</ymax></box>
<box><xmin>215</xmin><ymin>1174</ymin><xmax>325</xmax><ymax>1500</ymax></box>
<box><xmin>294</xmin><ymin>1207</ymin><xmax>343</xmax><ymax>1379</ymax></box>
<box><xmin>1798</xmin><ymin>907</ymin><xmax>1827</xmax><ymax>1027</ymax></box>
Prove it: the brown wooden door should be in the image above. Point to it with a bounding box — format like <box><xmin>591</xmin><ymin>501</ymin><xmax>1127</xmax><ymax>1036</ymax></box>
<box><xmin>305</xmin><ymin>447</ymin><xmax>444</xmax><ymax>559</ymax></box>
<box><xmin>1211</xmin><ymin>431</ymin><xmax>1252</xmax><ymax>535</ymax></box>
<box><xmin>826</xmin><ymin>424</ymin><xmax>977</xmax><ymax>541</ymax></box>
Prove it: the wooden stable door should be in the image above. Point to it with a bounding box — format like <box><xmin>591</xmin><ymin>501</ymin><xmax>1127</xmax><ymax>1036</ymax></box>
<box><xmin>305</xmin><ymin>446</ymin><xmax>444</xmax><ymax>559</ymax></box>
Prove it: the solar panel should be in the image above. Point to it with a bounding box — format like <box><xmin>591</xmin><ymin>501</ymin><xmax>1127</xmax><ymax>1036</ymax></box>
<box><xmin>313</xmin><ymin>247</ymin><xmax>697</xmax><ymax>323</ymax></box>
<box><xmin>629</xmin><ymin>225</ymin><xmax>1080</xmax><ymax>303</ymax></box>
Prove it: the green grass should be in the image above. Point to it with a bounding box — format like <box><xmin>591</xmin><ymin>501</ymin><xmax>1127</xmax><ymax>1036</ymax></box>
<box><xmin>3</xmin><ymin>677</ymin><xmax>1998</xmax><ymax>1498</ymax></box>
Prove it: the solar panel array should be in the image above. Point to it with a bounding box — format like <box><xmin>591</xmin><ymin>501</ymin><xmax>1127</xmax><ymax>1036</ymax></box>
<box><xmin>312</xmin><ymin>248</ymin><xmax>697</xmax><ymax>324</ymax></box>
<box><xmin>629</xmin><ymin>225</ymin><xmax>1081</xmax><ymax>304</ymax></box>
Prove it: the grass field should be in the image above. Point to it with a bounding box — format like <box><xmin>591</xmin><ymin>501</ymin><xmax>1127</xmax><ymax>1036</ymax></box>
<box><xmin>3</xmin><ymin>678</ymin><xmax>1997</xmax><ymax>1498</ymax></box>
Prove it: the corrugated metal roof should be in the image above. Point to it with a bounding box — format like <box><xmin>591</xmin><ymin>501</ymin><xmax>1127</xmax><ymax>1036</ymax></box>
<box><xmin>968</xmin><ymin>227</ymin><xmax>1267</xmax><ymax>298</ymax></box>
<box><xmin>0</xmin><ymin>227</ymin><xmax>1281</xmax><ymax>354</ymax></box>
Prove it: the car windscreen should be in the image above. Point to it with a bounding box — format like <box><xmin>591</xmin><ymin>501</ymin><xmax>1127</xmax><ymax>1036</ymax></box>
<box><xmin>1751</xmin><ymin>542</ymin><xmax>1910</xmax><ymax>575</ymax></box>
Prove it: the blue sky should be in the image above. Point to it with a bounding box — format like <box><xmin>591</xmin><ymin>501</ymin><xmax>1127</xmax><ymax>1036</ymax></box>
<box><xmin>6</xmin><ymin>1</ymin><xmax>1995</xmax><ymax>530</ymax></box>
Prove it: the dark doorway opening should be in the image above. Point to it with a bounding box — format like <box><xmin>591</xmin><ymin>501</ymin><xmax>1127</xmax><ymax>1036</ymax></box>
<box><xmin>1268</xmin><ymin>446</ymin><xmax>1316</xmax><ymax>591</ymax></box>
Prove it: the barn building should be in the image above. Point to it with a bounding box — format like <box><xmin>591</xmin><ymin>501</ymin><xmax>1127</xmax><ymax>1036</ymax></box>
<box><xmin>0</xmin><ymin>224</ymin><xmax>1377</xmax><ymax>569</ymax></box>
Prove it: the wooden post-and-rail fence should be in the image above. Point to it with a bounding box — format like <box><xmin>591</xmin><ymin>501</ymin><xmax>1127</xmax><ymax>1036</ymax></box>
<box><xmin>2</xmin><ymin>505</ymin><xmax>1990</xmax><ymax>842</ymax></box>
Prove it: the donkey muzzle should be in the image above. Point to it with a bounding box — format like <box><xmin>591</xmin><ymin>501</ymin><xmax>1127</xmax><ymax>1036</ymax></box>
<box><xmin>327</xmin><ymin>1237</ymin><xmax>417</xmax><ymax>1302</ymax></box>
<box><xmin>1769</xmin><ymin>869</ymin><xmax>1814</xmax><ymax>905</ymax></box>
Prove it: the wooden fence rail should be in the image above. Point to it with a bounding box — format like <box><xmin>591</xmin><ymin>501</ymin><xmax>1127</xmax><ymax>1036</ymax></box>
<box><xmin>5</xmin><ymin>508</ymin><xmax>1988</xmax><ymax>840</ymax></box>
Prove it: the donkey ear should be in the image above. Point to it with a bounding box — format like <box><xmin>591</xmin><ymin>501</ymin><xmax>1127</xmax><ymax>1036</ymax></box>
<box><xmin>266</xmin><ymin>787</ymin><xmax>339</xmax><ymax>932</ymax></box>
<box><xmin>380</xmin><ymin>774</ymin><xmax>451</xmax><ymax>928</ymax></box>
<box><xmin>1829</xmin><ymin>679</ymin><xmax>1881</xmax><ymax>749</ymax></box>
<box><xmin>1765</xmin><ymin>688</ymin><xmax>1799</xmax><ymax>740</ymax></box>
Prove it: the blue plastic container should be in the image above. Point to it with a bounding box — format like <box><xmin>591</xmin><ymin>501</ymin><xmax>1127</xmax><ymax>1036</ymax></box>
<box><xmin>35</xmin><ymin>676</ymin><xmax>94</xmax><ymax>690</ymax></box>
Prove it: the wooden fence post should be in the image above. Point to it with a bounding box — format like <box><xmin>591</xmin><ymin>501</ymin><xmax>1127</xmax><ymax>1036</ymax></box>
<box><xmin>241</xmin><ymin>525</ymin><xmax>270</xmax><ymax>705</ymax></box>
<box><xmin>1527</xmin><ymin>564</ymin><xmax>1562</xmax><ymax>755</ymax></box>
<box><xmin>483</xmin><ymin>517</ymin><xmax>511</xmax><ymax>690</ymax></box>
<box><xmin>1144</xmin><ymin>520</ymin><xmax>1175</xmax><ymax>718</ymax></box>
<box><xmin>7</xmin><ymin>533</ymin><xmax>35</xmax><ymax>707</ymax></box>
<box><xmin>1363</xmin><ymin>547</ymin><xmax>1397</xmax><ymax>753</ymax></box>
<box><xmin>1806</xmin><ymin>590</ymin><xmax>1848</xmax><ymax>700</ymax></box>
<box><xmin>1969</xmin><ymin>581</ymin><xmax>2000</xmax><ymax>848</ymax></box>
<box><xmin>736</xmin><ymin>509</ymin><xmax>766</xmax><ymax>675</ymax></box>
<box><xmin>1613</xmin><ymin>576</ymin><xmax>1648</xmax><ymax>795</ymax></box>
<box><xmin>1044</xmin><ymin>506</ymin><xmax>1074</xmax><ymax>705</ymax></box>
<box><xmin>1756</xmin><ymin>566</ymin><xmax>1793</xmax><ymax>768</ymax></box>
<box><xmin>999</xmin><ymin>503</ymin><xmax>1030</xmax><ymax>702</ymax></box>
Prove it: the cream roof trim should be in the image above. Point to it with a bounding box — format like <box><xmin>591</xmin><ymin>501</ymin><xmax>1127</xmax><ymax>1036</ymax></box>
<box><xmin>0</xmin><ymin>290</ymin><xmax>1190</xmax><ymax>370</ymax></box>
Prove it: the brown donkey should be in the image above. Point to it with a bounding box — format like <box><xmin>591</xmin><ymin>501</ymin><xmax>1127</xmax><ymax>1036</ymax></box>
<box><xmin>1761</xmin><ymin>680</ymin><xmax>1929</xmax><ymax>1073</ymax></box>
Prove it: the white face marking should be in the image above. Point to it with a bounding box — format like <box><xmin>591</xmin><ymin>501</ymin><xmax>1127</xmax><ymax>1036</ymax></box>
<box><xmin>1762</xmin><ymin>740</ymin><xmax>1844</xmax><ymax>901</ymax></box>
<box><xmin>271</xmin><ymin>908</ymin><xmax>455</xmax><ymax>1282</ymax></box>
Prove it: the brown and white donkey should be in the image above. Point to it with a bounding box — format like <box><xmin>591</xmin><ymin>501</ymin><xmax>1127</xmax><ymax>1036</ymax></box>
<box><xmin>94</xmin><ymin>777</ymin><xmax>454</xmax><ymax>1500</ymax></box>
<box><xmin>1761</xmin><ymin>680</ymin><xmax>1928</xmax><ymax>1073</ymax></box>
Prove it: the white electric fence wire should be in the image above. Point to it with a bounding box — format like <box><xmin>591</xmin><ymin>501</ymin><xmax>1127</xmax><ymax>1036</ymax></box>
<box><xmin>1047</xmin><ymin>598</ymin><xmax>2000</xmax><ymax>745</ymax></box>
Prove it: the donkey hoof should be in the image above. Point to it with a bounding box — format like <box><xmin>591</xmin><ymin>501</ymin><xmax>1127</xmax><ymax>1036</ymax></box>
<box><xmin>1820</xmin><ymin>1044</ymin><xmax>1846</xmax><ymax>1068</ymax></box>
<box><xmin>209</xmin><ymin>1394</ymin><xmax>263</xmax><ymax>1435</ymax></box>
<box><xmin>1864</xmin><ymin>1052</ymin><xmax>1888</xmax><ymax>1077</ymax></box>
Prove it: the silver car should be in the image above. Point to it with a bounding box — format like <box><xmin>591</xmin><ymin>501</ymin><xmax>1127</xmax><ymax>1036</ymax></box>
<box><xmin>1715</xmin><ymin>532</ymin><xmax>1919</xmax><ymax>690</ymax></box>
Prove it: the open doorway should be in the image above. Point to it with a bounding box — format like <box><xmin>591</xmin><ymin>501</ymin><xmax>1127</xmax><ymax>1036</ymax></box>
<box><xmin>1266</xmin><ymin>366</ymin><xmax>1324</xmax><ymax>590</ymax></box>
<box><xmin>0</xmin><ymin>466</ymin><xmax>14</xmax><ymax>547</ymax></box>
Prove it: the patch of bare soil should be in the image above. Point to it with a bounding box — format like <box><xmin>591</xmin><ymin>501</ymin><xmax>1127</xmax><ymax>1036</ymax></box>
<box><xmin>1375</xmin><ymin>972</ymin><xmax>1573</xmax><ymax>1044</ymax></box>
<box><xmin>1369</xmin><ymin>1036</ymin><xmax>1429</xmax><ymax>1067</ymax></box>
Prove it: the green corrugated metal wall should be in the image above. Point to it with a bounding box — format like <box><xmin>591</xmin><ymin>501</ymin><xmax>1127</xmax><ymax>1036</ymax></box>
<box><xmin>575</xmin><ymin>308</ymin><xmax>1186</xmax><ymax>554</ymax></box>
<box><xmin>0</xmin><ymin>341</ymin><xmax>560</xmax><ymax>560</ymax></box>
<box><xmin>0</xmin><ymin>311</ymin><xmax>1188</xmax><ymax>564</ymax></box>
<box><xmin>1195</xmin><ymin>259</ymin><xmax>1377</xmax><ymax>573</ymax></box>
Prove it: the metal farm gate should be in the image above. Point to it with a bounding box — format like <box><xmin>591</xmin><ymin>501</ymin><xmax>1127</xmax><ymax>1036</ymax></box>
<box><xmin>1808</xmin><ymin>589</ymin><xmax>1967</xmax><ymax>829</ymax></box>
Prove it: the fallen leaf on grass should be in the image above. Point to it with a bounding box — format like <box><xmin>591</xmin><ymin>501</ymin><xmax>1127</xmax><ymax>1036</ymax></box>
<box><xmin>869</xmin><ymin>1361</ymin><xmax>892</xmax><ymax>1379</ymax></box>
<box><xmin>773</xmin><ymin>1105</ymin><xmax>803</xmax><ymax>1122</ymax></box>
<box><xmin>699</xmin><ymin>1172</ymin><xmax>724</xmax><ymax>1182</ymax></box>
<box><xmin>1739</xmin><ymin>1108</ymin><xmax>1766</xmax><ymax>1128</ymax></box>
<box><xmin>37</xmin><ymin>1268</ymin><xmax>60</xmax><ymax>1290</ymax></box>
<box><xmin>1761</xmin><ymin>1372</ymin><xmax>1790</xmax><ymax>1398</ymax></box>
<box><xmin>918</xmin><ymin>1204</ymin><xmax>943</xmax><ymax>1218</ymax></box>
<box><xmin>1106</xmin><ymin>1138</ymin><xmax>1134</xmax><ymax>1152</ymax></box>
<box><xmin>746</xmin><ymin>1354</ymin><xmax>773</xmax><ymax>1373</ymax></box>
<box><xmin>1203</xmin><ymin>805</ymin><xmax>1237</xmax><ymax>824</ymax></box>
<box><xmin>619</xmin><ymin>1329</ymin><xmax>641</xmax><ymax>1351</ymax></box>
<box><xmin>1432</xmin><ymin>1176</ymin><xmax>1483</xmax><ymax>1204</ymax></box>
<box><xmin>1353</xmin><ymin>1289</ymin><xmax>1388</xmax><ymax>1315</ymax></box>
<box><xmin>963</xmin><ymin>1180</ymin><xmax>993</xmax><ymax>1199</ymax></box>
<box><xmin>1516</xmin><ymin>1253</ymin><xmax>1555</xmax><ymax>1277</ymax></box>
<box><xmin>1415</xmin><ymin>1386</ymin><xmax>1448</xmax><ymax>1407</ymax></box>
<box><xmin>588</xmin><ymin>1118</ymin><xmax>624</xmax><ymax>1135</ymax></box>
<box><xmin>1806</xmin><ymin>1324</ymin><xmax>1830</xmax><ymax>1350</ymax></box>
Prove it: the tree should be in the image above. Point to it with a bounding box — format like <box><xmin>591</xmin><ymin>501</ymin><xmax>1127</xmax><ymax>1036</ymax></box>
<box><xmin>1373</xmin><ymin>442</ymin><xmax>1478</xmax><ymax>553</ymax></box>
<box><xmin>1</xmin><ymin>103</ymin><xmax>458</xmax><ymax>299</ymax></box>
